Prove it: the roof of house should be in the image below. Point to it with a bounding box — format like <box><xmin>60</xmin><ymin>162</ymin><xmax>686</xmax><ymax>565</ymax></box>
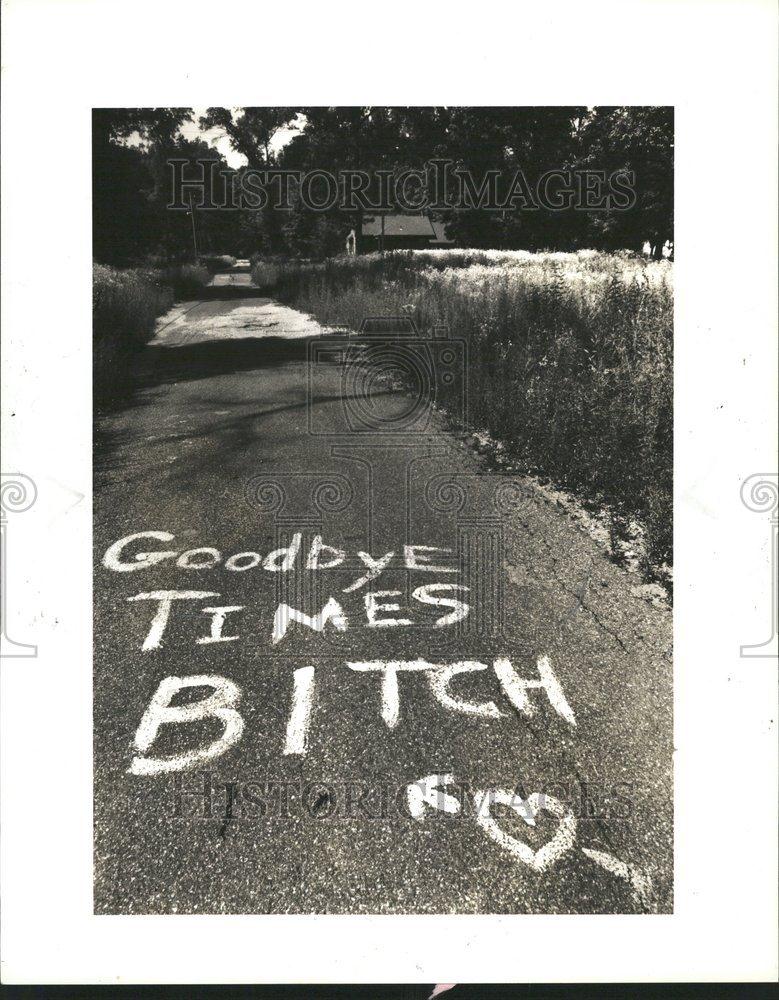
<box><xmin>361</xmin><ymin>215</ymin><xmax>436</xmax><ymax>238</ymax></box>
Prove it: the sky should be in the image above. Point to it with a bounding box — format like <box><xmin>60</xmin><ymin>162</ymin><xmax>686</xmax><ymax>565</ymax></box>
<box><xmin>179</xmin><ymin>108</ymin><xmax>304</xmax><ymax>168</ymax></box>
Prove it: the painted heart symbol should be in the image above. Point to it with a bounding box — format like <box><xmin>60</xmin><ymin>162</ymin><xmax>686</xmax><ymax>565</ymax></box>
<box><xmin>474</xmin><ymin>788</ymin><xmax>577</xmax><ymax>871</ymax></box>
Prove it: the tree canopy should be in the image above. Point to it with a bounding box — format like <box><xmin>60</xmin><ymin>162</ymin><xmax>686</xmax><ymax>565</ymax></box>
<box><xmin>93</xmin><ymin>106</ymin><xmax>673</xmax><ymax>264</ymax></box>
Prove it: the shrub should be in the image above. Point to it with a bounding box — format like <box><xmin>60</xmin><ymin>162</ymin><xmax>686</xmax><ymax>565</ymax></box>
<box><xmin>201</xmin><ymin>254</ymin><xmax>238</xmax><ymax>274</ymax></box>
<box><xmin>94</xmin><ymin>261</ymin><xmax>214</xmax><ymax>407</ymax></box>
<box><xmin>169</xmin><ymin>263</ymin><xmax>211</xmax><ymax>298</ymax></box>
<box><xmin>93</xmin><ymin>265</ymin><xmax>175</xmax><ymax>405</ymax></box>
<box><xmin>250</xmin><ymin>258</ymin><xmax>281</xmax><ymax>291</ymax></box>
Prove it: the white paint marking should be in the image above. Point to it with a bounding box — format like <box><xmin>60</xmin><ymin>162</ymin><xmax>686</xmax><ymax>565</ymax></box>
<box><xmin>225</xmin><ymin>551</ymin><xmax>262</xmax><ymax>572</ymax></box>
<box><xmin>406</xmin><ymin>773</ymin><xmax>461</xmax><ymax>820</ymax></box>
<box><xmin>306</xmin><ymin>535</ymin><xmax>346</xmax><ymax>569</ymax></box>
<box><xmin>197</xmin><ymin>605</ymin><xmax>243</xmax><ymax>645</ymax></box>
<box><xmin>473</xmin><ymin>788</ymin><xmax>536</xmax><ymax>827</ymax></box>
<box><xmin>102</xmin><ymin>531</ymin><xmax>178</xmax><ymax>572</ymax></box>
<box><xmin>284</xmin><ymin>665</ymin><xmax>316</xmax><ymax>755</ymax></box>
<box><xmin>426</xmin><ymin>661</ymin><xmax>502</xmax><ymax>718</ymax></box>
<box><xmin>364</xmin><ymin>591</ymin><xmax>412</xmax><ymax>628</ymax></box>
<box><xmin>403</xmin><ymin>545</ymin><xmax>457</xmax><ymax>573</ymax></box>
<box><xmin>176</xmin><ymin>547</ymin><xmax>221</xmax><ymax>570</ymax></box>
<box><xmin>128</xmin><ymin>590</ymin><xmax>219</xmax><ymax>651</ymax></box>
<box><xmin>129</xmin><ymin>674</ymin><xmax>244</xmax><ymax>775</ymax></box>
<box><xmin>493</xmin><ymin>654</ymin><xmax>576</xmax><ymax>727</ymax></box>
<box><xmin>263</xmin><ymin>532</ymin><xmax>302</xmax><ymax>571</ymax></box>
<box><xmin>474</xmin><ymin>789</ymin><xmax>576</xmax><ymax>871</ymax></box>
<box><xmin>341</xmin><ymin>550</ymin><xmax>394</xmax><ymax>593</ymax></box>
<box><xmin>347</xmin><ymin>660</ymin><xmax>429</xmax><ymax>728</ymax></box>
<box><xmin>349</xmin><ymin>659</ymin><xmax>501</xmax><ymax>726</ymax></box>
<box><xmin>582</xmin><ymin>848</ymin><xmax>653</xmax><ymax>906</ymax></box>
<box><xmin>272</xmin><ymin>597</ymin><xmax>348</xmax><ymax>645</ymax></box>
<box><xmin>412</xmin><ymin>583</ymin><xmax>470</xmax><ymax>626</ymax></box>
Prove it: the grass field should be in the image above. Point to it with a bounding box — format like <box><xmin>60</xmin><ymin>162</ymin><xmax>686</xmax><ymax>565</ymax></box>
<box><xmin>253</xmin><ymin>249</ymin><xmax>673</xmax><ymax>578</ymax></box>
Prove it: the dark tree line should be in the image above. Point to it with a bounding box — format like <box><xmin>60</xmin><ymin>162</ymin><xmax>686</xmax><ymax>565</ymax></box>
<box><xmin>93</xmin><ymin>107</ymin><xmax>673</xmax><ymax>265</ymax></box>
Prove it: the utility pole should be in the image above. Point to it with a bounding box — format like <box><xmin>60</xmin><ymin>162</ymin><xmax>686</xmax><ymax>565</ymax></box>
<box><xmin>188</xmin><ymin>190</ymin><xmax>199</xmax><ymax>262</ymax></box>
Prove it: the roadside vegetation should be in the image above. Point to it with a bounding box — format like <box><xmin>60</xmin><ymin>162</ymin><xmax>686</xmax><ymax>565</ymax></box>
<box><xmin>249</xmin><ymin>257</ymin><xmax>282</xmax><ymax>291</ymax></box>
<box><xmin>200</xmin><ymin>254</ymin><xmax>237</xmax><ymax>274</ymax></box>
<box><xmin>253</xmin><ymin>249</ymin><xmax>673</xmax><ymax>580</ymax></box>
<box><xmin>93</xmin><ymin>262</ymin><xmax>210</xmax><ymax>406</ymax></box>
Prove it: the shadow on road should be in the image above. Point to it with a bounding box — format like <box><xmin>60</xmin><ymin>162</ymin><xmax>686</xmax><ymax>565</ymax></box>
<box><xmin>94</xmin><ymin>332</ymin><xmax>316</xmax><ymax>419</ymax></box>
<box><xmin>137</xmin><ymin>335</ymin><xmax>313</xmax><ymax>391</ymax></box>
<box><xmin>199</xmin><ymin>285</ymin><xmax>266</xmax><ymax>301</ymax></box>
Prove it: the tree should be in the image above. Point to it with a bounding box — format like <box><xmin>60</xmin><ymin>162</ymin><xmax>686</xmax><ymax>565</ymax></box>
<box><xmin>146</xmin><ymin>137</ymin><xmax>235</xmax><ymax>259</ymax></box>
<box><xmin>573</xmin><ymin>107</ymin><xmax>674</xmax><ymax>257</ymax></box>
<box><xmin>92</xmin><ymin>108</ymin><xmax>193</xmax><ymax>151</ymax></box>
<box><xmin>92</xmin><ymin>109</ymin><xmax>195</xmax><ymax>264</ymax></box>
<box><xmin>198</xmin><ymin>107</ymin><xmax>299</xmax><ymax>167</ymax></box>
<box><xmin>98</xmin><ymin>106</ymin><xmax>674</xmax><ymax>260</ymax></box>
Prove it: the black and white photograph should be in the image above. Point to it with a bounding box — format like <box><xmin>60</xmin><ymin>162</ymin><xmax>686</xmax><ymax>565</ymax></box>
<box><xmin>1</xmin><ymin>0</ymin><xmax>776</xmax><ymax>988</ymax></box>
<box><xmin>91</xmin><ymin>105</ymin><xmax>674</xmax><ymax>915</ymax></box>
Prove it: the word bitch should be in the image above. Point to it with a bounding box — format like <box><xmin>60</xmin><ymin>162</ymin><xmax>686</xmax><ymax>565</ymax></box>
<box><xmin>129</xmin><ymin>655</ymin><xmax>576</xmax><ymax>776</ymax></box>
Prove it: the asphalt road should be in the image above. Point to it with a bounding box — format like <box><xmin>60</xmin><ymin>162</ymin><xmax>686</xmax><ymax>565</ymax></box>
<box><xmin>93</xmin><ymin>269</ymin><xmax>673</xmax><ymax>914</ymax></box>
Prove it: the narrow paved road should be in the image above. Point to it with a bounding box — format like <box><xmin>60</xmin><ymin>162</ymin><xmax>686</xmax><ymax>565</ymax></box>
<box><xmin>94</xmin><ymin>267</ymin><xmax>672</xmax><ymax>914</ymax></box>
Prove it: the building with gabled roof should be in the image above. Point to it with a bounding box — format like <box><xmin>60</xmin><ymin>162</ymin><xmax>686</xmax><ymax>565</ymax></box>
<box><xmin>346</xmin><ymin>214</ymin><xmax>454</xmax><ymax>255</ymax></box>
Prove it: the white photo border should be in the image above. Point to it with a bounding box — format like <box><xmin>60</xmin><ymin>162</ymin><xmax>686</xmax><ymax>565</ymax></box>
<box><xmin>1</xmin><ymin>0</ymin><xmax>777</xmax><ymax>984</ymax></box>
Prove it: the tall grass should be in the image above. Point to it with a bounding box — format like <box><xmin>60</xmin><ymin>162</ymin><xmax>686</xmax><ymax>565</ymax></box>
<box><xmin>93</xmin><ymin>263</ymin><xmax>210</xmax><ymax>405</ymax></box>
<box><xmin>136</xmin><ymin>263</ymin><xmax>211</xmax><ymax>299</ymax></box>
<box><xmin>255</xmin><ymin>250</ymin><xmax>673</xmax><ymax>570</ymax></box>
<box><xmin>200</xmin><ymin>254</ymin><xmax>238</xmax><ymax>274</ymax></box>
<box><xmin>251</xmin><ymin>260</ymin><xmax>281</xmax><ymax>291</ymax></box>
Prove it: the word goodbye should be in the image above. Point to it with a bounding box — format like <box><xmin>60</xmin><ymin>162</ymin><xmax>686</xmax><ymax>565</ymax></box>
<box><xmin>104</xmin><ymin>531</ymin><xmax>456</xmax><ymax>591</ymax></box>
<box><xmin>129</xmin><ymin>655</ymin><xmax>576</xmax><ymax>776</ymax></box>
